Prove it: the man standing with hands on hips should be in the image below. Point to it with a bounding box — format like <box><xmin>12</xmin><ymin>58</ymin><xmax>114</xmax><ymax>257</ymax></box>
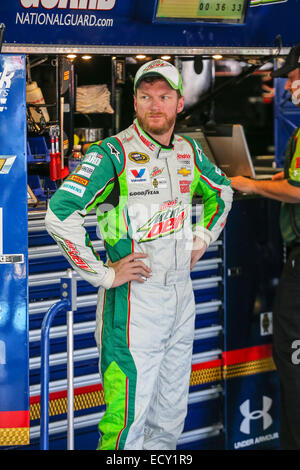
<box><xmin>45</xmin><ymin>59</ymin><xmax>233</xmax><ymax>450</ymax></box>
<box><xmin>231</xmin><ymin>44</ymin><xmax>300</xmax><ymax>450</ymax></box>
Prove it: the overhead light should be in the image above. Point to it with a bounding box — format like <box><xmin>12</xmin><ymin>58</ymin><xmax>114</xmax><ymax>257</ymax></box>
<box><xmin>136</xmin><ymin>55</ymin><xmax>146</xmax><ymax>60</ymax></box>
<box><xmin>82</xmin><ymin>55</ymin><xmax>92</xmax><ymax>60</ymax></box>
<box><xmin>67</xmin><ymin>54</ymin><xmax>77</xmax><ymax>59</ymax></box>
<box><xmin>161</xmin><ymin>55</ymin><xmax>171</xmax><ymax>60</ymax></box>
<box><xmin>212</xmin><ymin>54</ymin><xmax>223</xmax><ymax>60</ymax></box>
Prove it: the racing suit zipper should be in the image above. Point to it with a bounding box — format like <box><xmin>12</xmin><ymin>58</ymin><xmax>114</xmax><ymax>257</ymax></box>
<box><xmin>165</xmin><ymin>157</ymin><xmax>177</xmax><ymax>271</ymax></box>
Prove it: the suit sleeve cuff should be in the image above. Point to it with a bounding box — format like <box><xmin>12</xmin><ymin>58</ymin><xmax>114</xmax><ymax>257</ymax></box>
<box><xmin>192</xmin><ymin>226</ymin><xmax>212</xmax><ymax>247</ymax></box>
<box><xmin>101</xmin><ymin>266</ymin><xmax>115</xmax><ymax>289</ymax></box>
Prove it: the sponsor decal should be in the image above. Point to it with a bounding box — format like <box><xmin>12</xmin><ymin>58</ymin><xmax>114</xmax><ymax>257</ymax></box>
<box><xmin>260</xmin><ymin>312</ymin><xmax>273</xmax><ymax>336</ymax></box>
<box><xmin>234</xmin><ymin>432</ymin><xmax>279</xmax><ymax>449</ymax></box>
<box><xmin>122</xmin><ymin>135</ymin><xmax>134</xmax><ymax>143</ymax></box>
<box><xmin>17</xmin><ymin>0</ymin><xmax>116</xmax><ymax>28</ymax></box>
<box><xmin>0</xmin><ymin>254</ymin><xmax>24</xmax><ymax>264</ymax></box>
<box><xmin>60</xmin><ymin>181</ymin><xmax>86</xmax><ymax>197</ymax></box>
<box><xmin>107</xmin><ymin>142</ymin><xmax>121</xmax><ymax>164</ymax></box>
<box><xmin>194</xmin><ymin>141</ymin><xmax>203</xmax><ymax>162</ymax></box>
<box><xmin>152</xmin><ymin>177</ymin><xmax>167</xmax><ymax>189</ymax></box>
<box><xmin>233</xmin><ymin>396</ymin><xmax>278</xmax><ymax>449</ymax></box>
<box><xmin>52</xmin><ymin>234</ymin><xmax>96</xmax><ymax>273</ymax></box>
<box><xmin>75</xmin><ymin>163</ymin><xmax>95</xmax><ymax>179</ymax></box>
<box><xmin>129</xmin><ymin>152</ymin><xmax>150</xmax><ymax>164</ymax></box>
<box><xmin>0</xmin><ymin>339</ymin><xmax>5</xmax><ymax>365</ymax></box>
<box><xmin>128</xmin><ymin>167</ymin><xmax>149</xmax><ymax>184</ymax></box>
<box><xmin>20</xmin><ymin>0</ymin><xmax>116</xmax><ymax>10</ymax></box>
<box><xmin>16</xmin><ymin>11</ymin><xmax>114</xmax><ymax>27</ymax></box>
<box><xmin>129</xmin><ymin>189</ymin><xmax>159</xmax><ymax>197</ymax></box>
<box><xmin>144</xmin><ymin>60</ymin><xmax>169</xmax><ymax>72</ymax></box>
<box><xmin>0</xmin><ymin>66</ymin><xmax>15</xmax><ymax>113</ymax></box>
<box><xmin>160</xmin><ymin>199</ymin><xmax>178</xmax><ymax>210</ymax></box>
<box><xmin>0</xmin><ymin>156</ymin><xmax>16</xmax><ymax>174</ymax></box>
<box><xmin>177</xmin><ymin>153</ymin><xmax>191</xmax><ymax>161</ymax></box>
<box><xmin>177</xmin><ymin>167</ymin><xmax>191</xmax><ymax>177</ymax></box>
<box><xmin>137</xmin><ymin>202</ymin><xmax>187</xmax><ymax>243</ymax></box>
<box><xmin>83</xmin><ymin>152</ymin><xmax>102</xmax><ymax>166</ymax></box>
<box><xmin>133</xmin><ymin>123</ymin><xmax>157</xmax><ymax>151</ymax></box>
<box><xmin>130</xmin><ymin>168</ymin><xmax>145</xmax><ymax>178</ymax></box>
<box><xmin>67</xmin><ymin>174</ymin><xmax>89</xmax><ymax>186</ymax></box>
<box><xmin>150</xmin><ymin>166</ymin><xmax>164</xmax><ymax>178</ymax></box>
<box><xmin>240</xmin><ymin>396</ymin><xmax>273</xmax><ymax>435</ymax></box>
<box><xmin>250</xmin><ymin>0</ymin><xmax>287</xmax><ymax>6</ymax></box>
<box><xmin>179</xmin><ymin>180</ymin><xmax>192</xmax><ymax>194</ymax></box>
<box><xmin>0</xmin><ymin>208</ymin><xmax>24</xmax><ymax>266</ymax></box>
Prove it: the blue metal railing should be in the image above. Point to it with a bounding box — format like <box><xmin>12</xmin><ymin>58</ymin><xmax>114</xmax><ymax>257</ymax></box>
<box><xmin>40</xmin><ymin>271</ymin><xmax>77</xmax><ymax>450</ymax></box>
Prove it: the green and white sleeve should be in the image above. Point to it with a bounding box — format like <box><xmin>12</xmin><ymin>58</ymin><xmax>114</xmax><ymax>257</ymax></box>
<box><xmin>188</xmin><ymin>137</ymin><xmax>233</xmax><ymax>246</ymax></box>
<box><xmin>45</xmin><ymin>143</ymin><xmax>117</xmax><ymax>289</ymax></box>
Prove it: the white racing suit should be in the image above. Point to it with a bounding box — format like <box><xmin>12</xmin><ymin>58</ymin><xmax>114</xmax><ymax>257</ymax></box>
<box><xmin>45</xmin><ymin>119</ymin><xmax>233</xmax><ymax>450</ymax></box>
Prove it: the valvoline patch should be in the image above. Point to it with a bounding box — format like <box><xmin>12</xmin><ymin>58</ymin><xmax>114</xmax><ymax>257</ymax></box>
<box><xmin>128</xmin><ymin>167</ymin><xmax>150</xmax><ymax>184</ymax></box>
<box><xmin>131</xmin><ymin>168</ymin><xmax>146</xmax><ymax>178</ymax></box>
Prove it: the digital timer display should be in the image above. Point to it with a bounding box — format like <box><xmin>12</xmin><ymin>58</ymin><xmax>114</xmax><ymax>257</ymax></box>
<box><xmin>155</xmin><ymin>0</ymin><xmax>249</xmax><ymax>23</ymax></box>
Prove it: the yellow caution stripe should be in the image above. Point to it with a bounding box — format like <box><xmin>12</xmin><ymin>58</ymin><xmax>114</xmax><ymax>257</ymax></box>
<box><xmin>222</xmin><ymin>344</ymin><xmax>276</xmax><ymax>379</ymax></box>
<box><xmin>0</xmin><ymin>411</ymin><xmax>30</xmax><ymax>446</ymax></box>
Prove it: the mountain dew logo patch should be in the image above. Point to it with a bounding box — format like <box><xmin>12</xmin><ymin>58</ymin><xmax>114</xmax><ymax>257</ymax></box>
<box><xmin>52</xmin><ymin>233</ymin><xmax>96</xmax><ymax>273</ymax></box>
<box><xmin>137</xmin><ymin>202</ymin><xmax>187</xmax><ymax>243</ymax></box>
<box><xmin>151</xmin><ymin>166</ymin><xmax>164</xmax><ymax>178</ymax></box>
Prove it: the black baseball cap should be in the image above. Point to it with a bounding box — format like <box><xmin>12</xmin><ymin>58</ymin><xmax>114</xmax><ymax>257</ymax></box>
<box><xmin>271</xmin><ymin>44</ymin><xmax>300</xmax><ymax>78</ymax></box>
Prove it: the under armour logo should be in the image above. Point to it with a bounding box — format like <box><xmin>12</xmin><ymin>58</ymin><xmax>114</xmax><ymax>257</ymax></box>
<box><xmin>240</xmin><ymin>396</ymin><xmax>273</xmax><ymax>435</ymax></box>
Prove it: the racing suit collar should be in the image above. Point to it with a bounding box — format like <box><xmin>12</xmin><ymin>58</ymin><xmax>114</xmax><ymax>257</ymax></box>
<box><xmin>133</xmin><ymin>118</ymin><xmax>175</xmax><ymax>158</ymax></box>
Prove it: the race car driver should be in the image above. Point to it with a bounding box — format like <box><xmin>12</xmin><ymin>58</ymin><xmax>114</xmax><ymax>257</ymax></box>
<box><xmin>45</xmin><ymin>59</ymin><xmax>233</xmax><ymax>450</ymax></box>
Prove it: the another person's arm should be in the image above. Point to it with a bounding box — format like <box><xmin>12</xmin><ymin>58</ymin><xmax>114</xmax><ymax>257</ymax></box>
<box><xmin>231</xmin><ymin>172</ymin><xmax>300</xmax><ymax>203</ymax></box>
